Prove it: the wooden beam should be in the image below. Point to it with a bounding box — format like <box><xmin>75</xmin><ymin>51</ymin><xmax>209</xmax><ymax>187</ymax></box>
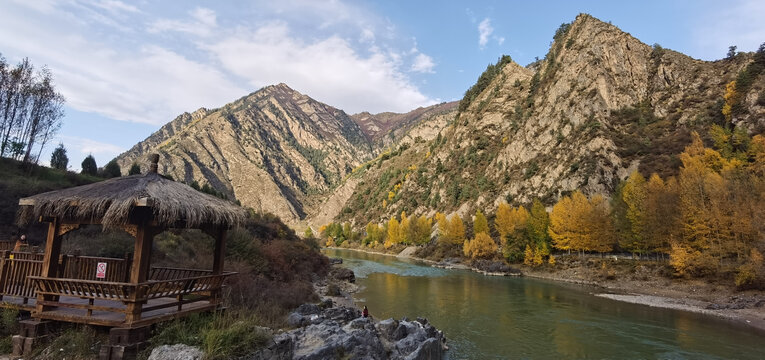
<box><xmin>18</xmin><ymin>198</ymin><xmax>35</xmax><ymax>206</ymax></box>
<box><xmin>134</xmin><ymin>198</ymin><xmax>154</xmax><ymax>207</ymax></box>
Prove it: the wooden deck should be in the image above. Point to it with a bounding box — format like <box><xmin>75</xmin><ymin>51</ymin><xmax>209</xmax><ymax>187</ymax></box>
<box><xmin>1</xmin><ymin>294</ymin><xmax>217</xmax><ymax>327</ymax></box>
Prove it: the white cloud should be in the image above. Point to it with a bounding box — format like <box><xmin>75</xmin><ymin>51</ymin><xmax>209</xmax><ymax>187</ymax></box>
<box><xmin>411</xmin><ymin>53</ymin><xmax>435</xmax><ymax>73</ymax></box>
<box><xmin>0</xmin><ymin>5</ymin><xmax>245</xmax><ymax>126</ymax></box>
<box><xmin>61</xmin><ymin>135</ymin><xmax>124</xmax><ymax>156</ymax></box>
<box><xmin>1</xmin><ymin>0</ymin><xmax>436</xmax><ymax>127</ymax></box>
<box><xmin>693</xmin><ymin>0</ymin><xmax>765</xmax><ymax>59</ymax></box>
<box><xmin>478</xmin><ymin>18</ymin><xmax>493</xmax><ymax>48</ymax></box>
<box><xmin>206</xmin><ymin>22</ymin><xmax>436</xmax><ymax>113</ymax></box>
<box><xmin>93</xmin><ymin>0</ymin><xmax>140</xmax><ymax>14</ymax></box>
<box><xmin>149</xmin><ymin>7</ymin><xmax>218</xmax><ymax>37</ymax></box>
<box><xmin>497</xmin><ymin>36</ymin><xmax>505</xmax><ymax>45</ymax></box>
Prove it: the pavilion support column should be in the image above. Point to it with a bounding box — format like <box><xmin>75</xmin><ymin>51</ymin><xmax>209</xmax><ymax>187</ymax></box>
<box><xmin>211</xmin><ymin>226</ymin><xmax>226</xmax><ymax>306</ymax></box>
<box><xmin>125</xmin><ymin>224</ymin><xmax>157</xmax><ymax>325</ymax></box>
<box><xmin>36</xmin><ymin>217</ymin><xmax>62</xmax><ymax>314</ymax></box>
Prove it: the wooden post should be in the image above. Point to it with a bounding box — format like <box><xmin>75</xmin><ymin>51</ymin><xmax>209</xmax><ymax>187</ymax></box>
<box><xmin>125</xmin><ymin>224</ymin><xmax>156</xmax><ymax>325</ymax></box>
<box><xmin>212</xmin><ymin>227</ymin><xmax>226</xmax><ymax>275</ymax></box>
<box><xmin>211</xmin><ymin>226</ymin><xmax>226</xmax><ymax>306</ymax></box>
<box><xmin>36</xmin><ymin>218</ymin><xmax>62</xmax><ymax>313</ymax></box>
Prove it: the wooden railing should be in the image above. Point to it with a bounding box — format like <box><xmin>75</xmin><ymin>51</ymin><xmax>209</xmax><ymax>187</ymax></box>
<box><xmin>61</xmin><ymin>255</ymin><xmax>132</xmax><ymax>283</ymax></box>
<box><xmin>32</xmin><ymin>277</ymin><xmax>135</xmax><ymax>301</ymax></box>
<box><xmin>149</xmin><ymin>267</ymin><xmax>212</xmax><ymax>281</ymax></box>
<box><xmin>2</xmin><ymin>251</ymin><xmax>235</xmax><ymax>326</ymax></box>
<box><xmin>0</xmin><ymin>241</ymin><xmax>14</xmax><ymax>251</ymax></box>
<box><xmin>10</xmin><ymin>252</ymin><xmax>44</xmax><ymax>261</ymax></box>
<box><xmin>0</xmin><ymin>252</ymin><xmax>43</xmax><ymax>303</ymax></box>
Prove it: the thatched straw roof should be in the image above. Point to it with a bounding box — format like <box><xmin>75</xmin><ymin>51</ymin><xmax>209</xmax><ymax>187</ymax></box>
<box><xmin>17</xmin><ymin>172</ymin><xmax>246</xmax><ymax>229</ymax></box>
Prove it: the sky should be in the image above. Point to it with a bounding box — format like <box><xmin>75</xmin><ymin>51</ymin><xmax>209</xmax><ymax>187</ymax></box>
<box><xmin>1</xmin><ymin>0</ymin><xmax>763</xmax><ymax>171</ymax></box>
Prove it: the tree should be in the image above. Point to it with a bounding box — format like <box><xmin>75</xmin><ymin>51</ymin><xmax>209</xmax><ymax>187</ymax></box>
<box><xmin>528</xmin><ymin>199</ymin><xmax>550</xmax><ymax>248</ymax></box>
<box><xmin>440</xmin><ymin>214</ymin><xmax>466</xmax><ymax>246</ymax></box>
<box><xmin>49</xmin><ymin>143</ymin><xmax>67</xmax><ymax>170</ymax></box>
<box><xmin>304</xmin><ymin>227</ymin><xmax>314</xmax><ymax>239</ymax></box>
<box><xmin>385</xmin><ymin>218</ymin><xmax>400</xmax><ymax>248</ymax></box>
<box><xmin>399</xmin><ymin>211</ymin><xmax>411</xmax><ymax>244</ymax></box>
<box><xmin>622</xmin><ymin>171</ymin><xmax>648</xmax><ymax>255</ymax></box>
<box><xmin>0</xmin><ymin>57</ymin><xmax>65</xmax><ymax>163</ymax></box>
<box><xmin>463</xmin><ymin>232</ymin><xmax>498</xmax><ymax>259</ymax></box>
<box><xmin>365</xmin><ymin>222</ymin><xmax>383</xmax><ymax>245</ymax></box>
<box><xmin>81</xmin><ymin>155</ymin><xmax>97</xmax><ymax>176</ymax></box>
<box><xmin>409</xmin><ymin>216</ymin><xmax>433</xmax><ymax>245</ymax></box>
<box><xmin>722</xmin><ymin>80</ymin><xmax>738</xmax><ymax>123</ymax></box>
<box><xmin>102</xmin><ymin>159</ymin><xmax>121</xmax><ymax>178</ymax></box>
<box><xmin>500</xmin><ymin>205</ymin><xmax>530</xmax><ymax>262</ymax></box>
<box><xmin>727</xmin><ymin>45</ymin><xmax>737</xmax><ymax>59</ymax></box>
<box><xmin>550</xmin><ymin>192</ymin><xmax>614</xmax><ymax>255</ymax></box>
<box><xmin>473</xmin><ymin>209</ymin><xmax>489</xmax><ymax>237</ymax></box>
<box><xmin>495</xmin><ymin>203</ymin><xmax>513</xmax><ymax>240</ymax></box>
<box><xmin>644</xmin><ymin>174</ymin><xmax>678</xmax><ymax>256</ymax></box>
<box><xmin>128</xmin><ymin>163</ymin><xmax>141</xmax><ymax>175</ymax></box>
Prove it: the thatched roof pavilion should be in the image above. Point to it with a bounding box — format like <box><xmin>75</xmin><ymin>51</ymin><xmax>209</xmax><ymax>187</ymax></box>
<box><xmin>6</xmin><ymin>154</ymin><xmax>244</xmax><ymax>337</ymax></box>
<box><xmin>17</xmin><ymin>158</ymin><xmax>245</xmax><ymax>230</ymax></box>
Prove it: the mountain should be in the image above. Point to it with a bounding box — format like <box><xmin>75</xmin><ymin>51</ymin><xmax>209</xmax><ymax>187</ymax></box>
<box><xmin>336</xmin><ymin>13</ymin><xmax>764</xmax><ymax>226</ymax></box>
<box><xmin>351</xmin><ymin>101</ymin><xmax>458</xmax><ymax>147</ymax></box>
<box><xmin>113</xmin><ymin>84</ymin><xmax>455</xmax><ymax>224</ymax></box>
<box><xmin>116</xmin><ymin>14</ymin><xmax>764</xmax><ymax>230</ymax></box>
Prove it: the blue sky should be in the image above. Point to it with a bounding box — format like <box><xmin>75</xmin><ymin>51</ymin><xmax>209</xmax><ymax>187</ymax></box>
<box><xmin>1</xmin><ymin>0</ymin><xmax>763</xmax><ymax>170</ymax></box>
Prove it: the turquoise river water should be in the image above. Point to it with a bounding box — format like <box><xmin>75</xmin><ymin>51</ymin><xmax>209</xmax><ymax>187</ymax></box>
<box><xmin>322</xmin><ymin>248</ymin><xmax>765</xmax><ymax>359</ymax></box>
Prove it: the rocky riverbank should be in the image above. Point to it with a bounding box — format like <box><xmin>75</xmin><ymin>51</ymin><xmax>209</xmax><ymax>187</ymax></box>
<box><xmin>249</xmin><ymin>303</ymin><xmax>446</xmax><ymax>360</ymax></box>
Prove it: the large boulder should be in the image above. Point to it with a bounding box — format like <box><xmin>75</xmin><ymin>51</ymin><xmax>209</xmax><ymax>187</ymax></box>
<box><xmin>248</xmin><ymin>306</ymin><xmax>446</xmax><ymax>360</ymax></box>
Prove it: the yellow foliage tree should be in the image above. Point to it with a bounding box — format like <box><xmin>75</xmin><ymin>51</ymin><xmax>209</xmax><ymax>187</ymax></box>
<box><xmin>385</xmin><ymin>218</ymin><xmax>400</xmax><ymax>249</ymax></box>
<box><xmin>722</xmin><ymin>80</ymin><xmax>737</xmax><ymax>123</ymax></box>
<box><xmin>550</xmin><ymin>191</ymin><xmax>614</xmax><ymax>254</ymax></box>
<box><xmin>463</xmin><ymin>232</ymin><xmax>498</xmax><ymax>259</ymax></box>
<box><xmin>444</xmin><ymin>214</ymin><xmax>466</xmax><ymax>245</ymax></box>
<box><xmin>410</xmin><ymin>215</ymin><xmax>433</xmax><ymax>245</ymax></box>
<box><xmin>523</xmin><ymin>245</ymin><xmax>534</xmax><ymax>266</ymax></box>
<box><xmin>622</xmin><ymin>171</ymin><xmax>647</xmax><ymax>254</ymax></box>
<box><xmin>549</xmin><ymin>192</ymin><xmax>585</xmax><ymax>252</ymax></box>
<box><xmin>495</xmin><ymin>203</ymin><xmax>513</xmax><ymax>240</ymax></box>
<box><xmin>436</xmin><ymin>212</ymin><xmax>449</xmax><ymax>245</ymax></box>
<box><xmin>532</xmin><ymin>246</ymin><xmax>544</xmax><ymax>266</ymax></box>
<box><xmin>473</xmin><ymin>209</ymin><xmax>489</xmax><ymax>237</ymax></box>
<box><xmin>399</xmin><ymin>211</ymin><xmax>411</xmax><ymax>244</ymax></box>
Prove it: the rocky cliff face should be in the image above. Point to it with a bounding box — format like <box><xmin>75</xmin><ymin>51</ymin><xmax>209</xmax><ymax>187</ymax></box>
<box><xmin>114</xmin><ymin>83</ymin><xmax>375</xmax><ymax>222</ymax></box>
<box><xmin>337</xmin><ymin>13</ymin><xmax>764</xmax><ymax>226</ymax></box>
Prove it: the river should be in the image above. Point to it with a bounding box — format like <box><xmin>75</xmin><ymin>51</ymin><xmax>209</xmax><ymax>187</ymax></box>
<box><xmin>322</xmin><ymin>248</ymin><xmax>765</xmax><ymax>359</ymax></box>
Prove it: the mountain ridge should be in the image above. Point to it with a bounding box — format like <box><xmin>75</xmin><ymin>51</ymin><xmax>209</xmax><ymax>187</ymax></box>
<box><xmin>114</xmin><ymin>13</ymin><xmax>764</xmax><ymax>230</ymax></box>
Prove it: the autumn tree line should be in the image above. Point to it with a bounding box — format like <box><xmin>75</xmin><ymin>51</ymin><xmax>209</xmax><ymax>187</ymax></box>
<box><xmin>320</xmin><ymin>131</ymin><xmax>765</xmax><ymax>288</ymax></box>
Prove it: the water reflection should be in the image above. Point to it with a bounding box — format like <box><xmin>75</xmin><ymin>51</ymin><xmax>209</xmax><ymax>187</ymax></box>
<box><xmin>324</xmin><ymin>249</ymin><xmax>765</xmax><ymax>359</ymax></box>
